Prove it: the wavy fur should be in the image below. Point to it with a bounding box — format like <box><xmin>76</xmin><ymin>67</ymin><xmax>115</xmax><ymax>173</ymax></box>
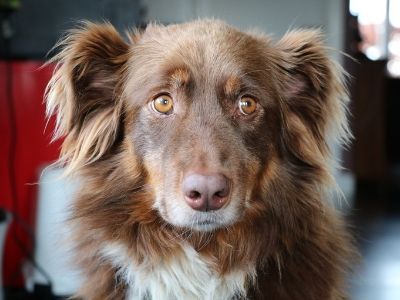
<box><xmin>46</xmin><ymin>20</ymin><xmax>355</xmax><ymax>300</ymax></box>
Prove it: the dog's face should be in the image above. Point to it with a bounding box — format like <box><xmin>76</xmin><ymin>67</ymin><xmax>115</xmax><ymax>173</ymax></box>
<box><xmin>123</xmin><ymin>23</ymin><xmax>280</xmax><ymax>231</ymax></box>
<box><xmin>47</xmin><ymin>20</ymin><xmax>348</xmax><ymax>232</ymax></box>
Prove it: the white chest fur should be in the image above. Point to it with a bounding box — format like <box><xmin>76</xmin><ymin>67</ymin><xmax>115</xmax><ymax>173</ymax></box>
<box><xmin>100</xmin><ymin>242</ymin><xmax>252</xmax><ymax>300</ymax></box>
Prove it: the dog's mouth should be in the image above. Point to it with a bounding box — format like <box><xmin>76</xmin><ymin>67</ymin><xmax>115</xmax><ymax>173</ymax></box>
<box><xmin>187</xmin><ymin>211</ymin><xmax>221</xmax><ymax>231</ymax></box>
<box><xmin>191</xmin><ymin>219</ymin><xmax>221</xmax><ymax>232</ymax></box>
<box><xmin>163</xmin><ymin>202</ymin><xmax>239</xmax><ymax>232</ymax></box>
<box><xmin>197</xmin><ymin>220</ymin><xmax>213</xmax><ymax>225</ymax></box>
<box><xmin>191</xmin><ymin>219</ymin><xmax>220</xmax><ymax>231</ymax></box>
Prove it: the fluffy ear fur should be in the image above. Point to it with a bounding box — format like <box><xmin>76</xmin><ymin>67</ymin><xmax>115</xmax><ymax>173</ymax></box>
<box><xmin>275</xmin><ymin>30</ymin><xmax>350</xmax><ymax>170</ymax></box>
<box><xmin>46</xmin><ymin>22</ymin><xmax>130</xmax><ymax>174</ymax></box>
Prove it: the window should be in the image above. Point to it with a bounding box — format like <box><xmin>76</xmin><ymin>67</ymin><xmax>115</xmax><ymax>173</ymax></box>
<box><xmin>350</xmin><ymin>0</ymin><xmax>400</xmax><ymax>77</ymax></box>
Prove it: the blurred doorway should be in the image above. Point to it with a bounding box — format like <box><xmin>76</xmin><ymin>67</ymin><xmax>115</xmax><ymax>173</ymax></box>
<box><xmin>345</xmin><ymin>0</ymin><xmax>400</xmax><ymax>214</ymax></box>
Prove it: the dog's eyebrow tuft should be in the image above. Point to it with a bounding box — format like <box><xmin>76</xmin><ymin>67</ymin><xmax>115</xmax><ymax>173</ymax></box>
<box><xmin>168</xmin><ymin>68</ymin><xmax>191</xmax><ymax>89</ymax></box>
<box><xmin>224</xmin><ymin>76</ymin><xmax>242</xmax><ymax>97</ymax></box>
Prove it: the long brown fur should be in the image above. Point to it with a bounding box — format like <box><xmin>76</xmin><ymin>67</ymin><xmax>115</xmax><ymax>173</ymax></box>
<box><xmin>46</xmin><ymin>20</ymin><xmax>355</xmax><ymax>299</ymax></box>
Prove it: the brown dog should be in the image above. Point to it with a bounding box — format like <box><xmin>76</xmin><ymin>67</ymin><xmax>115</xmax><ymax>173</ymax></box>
<box><xmin>46</xmin><ymin>20</ymin><xmax>354</xmax><ymax>299</ymax></box>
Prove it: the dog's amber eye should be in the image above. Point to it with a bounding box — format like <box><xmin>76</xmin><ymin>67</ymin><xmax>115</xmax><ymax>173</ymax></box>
<box><xmin>152</xmin><ymin>94</ymin><xmax>174</xmax><ymax>114</ymax></box>
<box><xmin>239</xmin><ymin>97</ymin><xmax>257</xmax><ymax>115</ymax></box>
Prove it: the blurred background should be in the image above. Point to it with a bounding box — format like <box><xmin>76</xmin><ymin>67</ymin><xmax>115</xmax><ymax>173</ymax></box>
<box><xmin>0</xmin><ymin>0</ymin><xmax>399</xmax><ymax>299</ymax></box>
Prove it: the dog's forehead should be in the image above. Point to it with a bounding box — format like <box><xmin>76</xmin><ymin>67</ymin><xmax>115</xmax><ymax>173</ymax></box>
<box><xmin>138</xmin><ymin>21</ymin><xmax>268</xmax><ymax>72</ymax></box>
<box><xmin>126</xmin><ymin>21</ymin><xmax>273</xmax><ymax>104</ymax></box>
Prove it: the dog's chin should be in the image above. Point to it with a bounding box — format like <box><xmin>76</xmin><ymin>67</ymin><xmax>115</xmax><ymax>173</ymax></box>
<box><xmin>161</xmin><ymin>209</ymin><xmax>238</xmax><ymax>232</ymax></box>
<box><xmin>172</xmin><ymin>219</ymin><xmax>230</xmax><ymax>232</ymax></box>
<box><xmin>189</xmin><ymin>220</ymin><xmax>227</xmax><ymax>232</ymax></box>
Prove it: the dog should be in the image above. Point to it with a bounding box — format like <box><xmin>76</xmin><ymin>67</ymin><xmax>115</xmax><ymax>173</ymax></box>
<box><xmin>46</xmin><ymin>19</ymin><xmax>354</xmax><ymax>299</ymax></box>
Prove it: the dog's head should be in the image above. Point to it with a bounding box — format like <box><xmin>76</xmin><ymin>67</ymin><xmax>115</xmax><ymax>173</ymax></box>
<box><xmin>47</xmin><ymin>20</ymin><xmax>349</xmax><ymax>232</ymax></box>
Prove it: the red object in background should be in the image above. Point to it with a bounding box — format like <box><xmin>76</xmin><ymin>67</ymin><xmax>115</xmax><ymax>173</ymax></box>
<box><xmin>0</xmin><ymin>60</ymin><xmax>62</xmax><ymax>286</ymax></box>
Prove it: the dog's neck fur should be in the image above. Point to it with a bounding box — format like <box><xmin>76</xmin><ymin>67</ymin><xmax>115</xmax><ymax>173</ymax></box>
<box><xmin>101</xmin><ymin>241</ymin><xmax>253</xmax><ymax>300</ymax></box>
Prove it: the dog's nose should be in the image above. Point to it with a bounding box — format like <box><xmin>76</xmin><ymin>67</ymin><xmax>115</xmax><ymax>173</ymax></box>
<box><xmin>182</xmin><ymin>173</ymin><xmax>230</xmax><ymax>211</ymax></box>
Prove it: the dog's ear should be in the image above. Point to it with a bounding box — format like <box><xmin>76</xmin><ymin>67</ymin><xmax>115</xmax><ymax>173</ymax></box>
<box><xmin>275</xmin><ymin>30</ymin><xmax>350</xmax><ymax>168</ymax></box>
<box><xmin>46</xmin><ymin>22</ymin><xmax>130</xmax><ymax>173</ymax></box>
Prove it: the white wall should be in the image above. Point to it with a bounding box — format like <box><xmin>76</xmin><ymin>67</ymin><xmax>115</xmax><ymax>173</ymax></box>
<box><xmin>142</xmin><ymin>0</ymin><xmax>345</xmax><ymax>62</ymax></box>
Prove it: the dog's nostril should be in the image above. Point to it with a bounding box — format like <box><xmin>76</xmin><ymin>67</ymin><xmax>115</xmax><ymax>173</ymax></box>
<box><xmin>214</xmin><ymin>190</ymin><xmax>227</xmax><ymax>198</ymax></box>
<box><xmin>188</xmin><ymin>190</ymin><xmax>201</xmax><ymax>199</ymax></box>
